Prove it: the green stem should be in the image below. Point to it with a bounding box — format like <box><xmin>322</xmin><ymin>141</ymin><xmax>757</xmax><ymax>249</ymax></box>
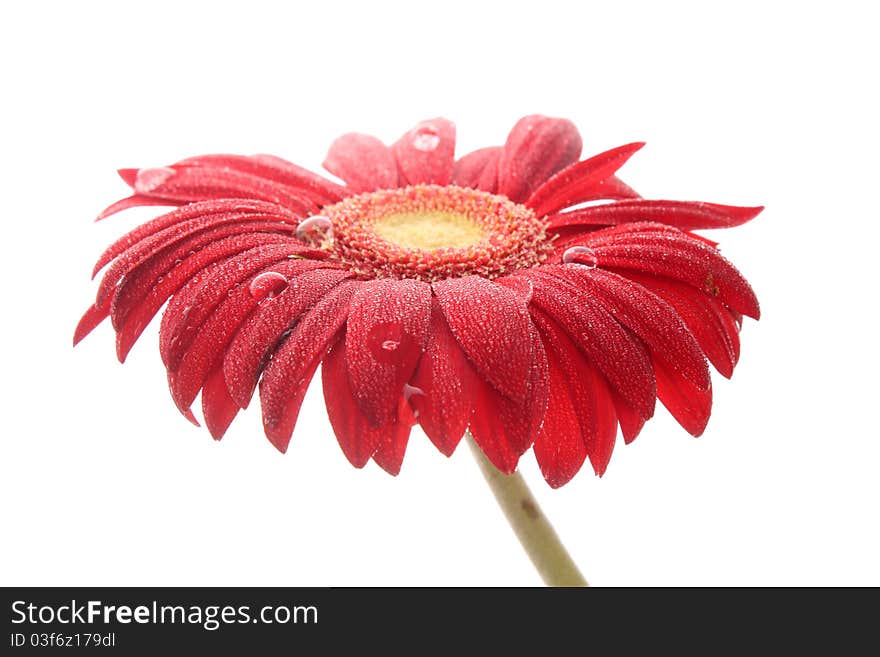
<box><xmin>467</xmin><ymin>434</ymin><xmax>588</xmax><ymax>587</ymax></box>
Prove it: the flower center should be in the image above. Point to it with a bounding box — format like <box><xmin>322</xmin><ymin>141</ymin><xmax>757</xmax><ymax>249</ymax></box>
<box><xmin>313</xmin><ymin>184</ymin><xmax>551</xmax><ymax>281</ymax></box>
<box><xmin>374</xmin><ymin>211</ymin><xmax>486</xmax><ymax>250</ymax></box>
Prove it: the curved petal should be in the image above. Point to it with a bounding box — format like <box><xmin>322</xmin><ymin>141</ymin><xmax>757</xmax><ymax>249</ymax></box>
<box><xmin>626</xmin><ymin>272</ymin><xmax>741</xmax><ymax>378</ymax></box>
<box><xmin>549</xmin><ymin>267</ymin><xmax>710</xmax><ymax>390</ymax></box>
<box><xmin>175</xmin><ymin>153</ymin><xmax>348</xmax><ymax>205</ymax></box>
<box><xmin>97</xmin><ymin>195</ymin><xmax>173</xmax><ymax>221</ymax></box>
<box><xmin>612</xmin><ymin>391</ymin><xmax>647</xmax><ymax>445</ymax></box>
<box><xmin>371</xmin><ymin>397</ymin><xmax>417</xmax><ymax>476</ymax></box>
<box><xmin>468</xmin><ymin>320</ymin><xmax>548</xmax><ymax>474</ymax></box>
<box><xmin>223</xmin><ymin>268</ymin><xmax>352</xmax><ymax>408</ymax></box>
<box><xmin>73</xmin><ymin>304</ymin><xmax>109</xmax><ymax>347</ymax></box>
<box><xmin>497</xmin><ymin>115</ymin><xmax>582</xmax><ymax>203</ymax></box>
<box><xmin>433</xmin><ymin>276</ymin><xmax>532</xmax><ymax>404</ymax></box>
<box><xmin>322</xmin><ymin>335</ymin><xmax>413</xmax><ymax>470</ymax></box>
<box><xmin>530</xmin><ymin>307</ymin><xmax>619</xmax><ymax>478</ymax></box>
<box><xmin>586</xmin><ymin>227</ymin><xmax>761</xmax><ymax>319</ymax></box>
<box><xmin>520</xmin><ymin>268</ymin><xmax>656</xmax><ymax>420</ymax></box>
<box><xmin>526</xmin><ymin>142</ymin><xmax>645</xmax><ymax>216</ymax></box>
<box><xmin>468</xmin><ymin>380</ymin><xmax>524</xmax><ymax>474</ymax></box>
<box><xmin>392</xmin><ymin>118</ymin><xmax>456</xmax><ymax>186</ymax></box>
<box><xmin>159</xmin><ymin>243</ymin><xmax>303</xmax><ymax>372</ymax></box>
<box><xmin>451</xmin><ymin>146</ymin><xmax>501</xmax><ymax>191</ymax></box>
<box><xmin>546</xmin><ymin>200</ymin><xmax>763</xmax><ymax>231</ymax></box>
<box><xmin>258</xmin><ymin>280</ymin><xmax>359</xmax><ymax>452</ymax></box>
<box><xmin>168</xmin><ymin>258</ymin><xmax>319</xmax><ymax>415</ymax></box>
<box><xmin>201</xmin><ymin>364</ymin><xmax>240</xmax><ymax>440</ymax></box>
<box><xmin>344</xmin><ymin>278</ymin><xmax>432</xmax><ymax>426</ymax></box>
<box><xmin>409</xmin><ymin>300</ymin><xmax>479</xmax><ymax>456</ymax></box>
<box><xmin>120</xmin><ymin>165</ymin><xmax>320</xmax><ymax>215</ymax></box>
<box><xmin>93</xmin><ymin>198</ymin><xmax>296</xmax><ymax>277</ymax></box>
<box><xmin>655</xmin><ymin>361</ymin><xmax>713</xmax><ymax>437</ymax></box>
<box><xmin>323</xmin><ymin>133</ymin><xmax>400</xmax><ymax>192</ymax></box>
<box><xmin>111</xmin><ymin>230</ymin><xmax>293</xmax><ymax>361</ymax></box>
<box><xmin>532</xmin><ymin>351</ymin><xmax>588</xmax><ymax>488</ymax></box>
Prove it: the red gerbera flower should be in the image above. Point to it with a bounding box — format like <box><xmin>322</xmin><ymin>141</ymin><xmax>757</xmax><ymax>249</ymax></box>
<box><xmin>75</xmin><ymin>115</ymin><xmax>760</xmax><ymax>488</ymax></box>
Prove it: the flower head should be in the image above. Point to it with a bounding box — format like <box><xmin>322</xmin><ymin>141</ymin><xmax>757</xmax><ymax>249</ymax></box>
<box><xmin>76</xmin><ymin>115</ymin><xmax>760</xmax><ymax>487</ymax></box>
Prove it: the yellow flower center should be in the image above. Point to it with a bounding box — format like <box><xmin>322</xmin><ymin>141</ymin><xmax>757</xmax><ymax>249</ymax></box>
<box><xmin>374</xmin><ymin>211</ymin><xmax>486</xmax><ymax>250</ymax></box>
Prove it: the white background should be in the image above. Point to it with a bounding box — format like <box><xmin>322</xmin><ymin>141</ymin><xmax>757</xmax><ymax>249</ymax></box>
<box><xmin>1</xmin><ymin>1</ymin><xmax>877</xmax><ymax>586</ymax></box>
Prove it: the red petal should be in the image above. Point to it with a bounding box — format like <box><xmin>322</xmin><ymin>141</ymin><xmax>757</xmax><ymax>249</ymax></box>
<box><xmin>93</xmin><ymin>198</ymin><xmax>297</xmax><ymax>278</ymax></box>
<box><xmin>174</xmin><ymin>154</ymin><xmax>347</xmax><ymax>205</ymax></box>
<box><xmin>409</xmin><ymin>301</ymin><xmax>480</xmax><ymax>456</ymax></box>
<box><xmin>551</xmin><ymin>267</ymin><xmax>710</xmax><ymax>390</ymax></box>
<box><xmin>73</xmin><ymin>303</ymin><xmax>109</xmax><ymax>346</ymax></box>
<box><xmin>95</xmin><ymin>217</ymin><xmax>299</xmax><ymax>312</ymax></box>
<box><xmin>322</xmin><ymin>335</ymin><xmax>388</xmax><ymax>468</ymax></box>
<box><xmin>433</xmin><ymin>276</ymin><xmax>532</xmax><ymax>404</ymax></box>
<box><xmin>585</xmin><ymin>365</ymin><xmax>618</xmax><ymax>476</ymax></box>
<box><xmin>468</xmin><ymin>323</ymin><xmax>548</xmax><ymax>474</ymax></box>
<box><xmin>530</xmin><ymin>307</ymin><xmax>618</xmax><ymax>478</ymax></box>
<box><xmin>655</xmin><ymin>361</ymin><xmax>713</xmax><ymax>437</ymax></box>
<box><xmin>497</xmin><ymin>115</ymin><xmax>582</xmax><ymax>202</ymax></box>
<box><xmin>159</xmin><ymin>243</ymin><xmax>303</xmax><ymax>372</ymax></box>
<box><xmin>110</xmin><ymin>226</ymin><xmax>286</xmax><ymax>332</ymax></box>
<box><xmin>587</xmin><ymin>229</ymin><xmax>761</xmax><ymax>319</ymax></box>
<box><xmin>526</xmin><ymin>142</ymin><xmax>645</xmax><ymax>216</ymax></box>
<box><xmin>223</xmin><ymin>268</ymin><xmax>351</xmax><ymax>408</ymax></box>
<box><xmin>344</xmin><ymin>279</ymin><xmax>432</xmax><ymax>426</ymax></box>
<box><xmin>523</xmin><ymin>322</ymin><xmax>550</xmax><ymax>441</ymax></box>
<box><xmin>323</xmin><ymin>133</ymin><xmax>399</xmax><ymax>192</ymax></box>
<box><xmin>612</xmin><ymin>392</ymin><xmax>646</xmax><ymax>445</ymax></box>
<box><xmin>259</xmin><ymin>281</ymin><xmax>359</xmax><ymax>452</ymax></box>
<box><xmin>112</xmin><ymin>230</ymin><xmax>292</xmax><ymax>361</ymax></box>
<box><xmin>451</xmin><ymin>147</ymin><xmax>501</xmax><ymax>190</ymax></box>
<box><xmin>168</xmin><ymin>258</ymin><xmax>314</xmax><ymax>414</ymax></box>
<box><xmin>547</xmin><ymin>200</ymin><xmax>763</xmax><ymax>231</ymax></box>
<box><xmin>371</xmin><ymin>397</ymin><xmax>417</xmax><ymax>476</ymax></box>
<box><xmin>521</xmin><ymin>269</ymin><xmax>656</xmax><ymax>420</ymax></box>
<box><xmin>124</xmin><ymin>165</ymin><xmax>320</xmax><ymax>215</ymax></box>
<box><xmin>201</xmin><ymin>364</ymin><xmax>239</xmax><ymax>440</ymax></box>
<box><xmin>531</xmin><ymin>346</ymin><xmax>588</xmax><ymax>488</ymax></box>
<box><xmin>468</xmin><ymin>380</ymin><xmax>525</xmax><ymax>474</ymax></box>
<box><xmin>97</xmin><ymin>195</ymin><xmax>173</xmax><ymax>221</ymax></box>
<box><xmin>477</xmin><ymin>152</ymin><xmax>500</xmax><ymax>193</ymax></box>
<box><xmin>392</xmin><ymin>118</ymin><xmax>456</xmax><ymax>186</ymax></box>
<box><xmin>626</xmin><ymin>273</ymin><xmax>740</xmax><ymax>378</ymax></box>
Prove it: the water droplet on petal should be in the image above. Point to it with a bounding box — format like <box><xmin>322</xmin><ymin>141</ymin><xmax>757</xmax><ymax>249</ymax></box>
<box><xmin>412</xmin><ymin>126</ymin><xmax>440</xmax><ymax>152</ymax></box>
<box><xmin>367</xmin><ymin>321</ymin><xmax>408</xmax><ymax>362</ymax></box>
<box><xmin>134</xmin><ymin>167</ymin><xmax>175</xmax><ymax>193</ymax></box>
<box><xmin>295</xmin><ymin>215</ymin><xmax>333</xmax><ymax>247</ymax></box>
<box><xmin>249</xmin><ymin>272</ymin><xmax>288</xmax><ymax>301</ymax></box>
<box><xmin>562</xmin><ymin>245</ymin><xmax>598</xmax><ymax>268</ymax></box>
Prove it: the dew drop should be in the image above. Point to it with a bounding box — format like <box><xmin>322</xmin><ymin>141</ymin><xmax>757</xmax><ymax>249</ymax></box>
<box><xmin>134</xmin><ymin>167</ymin><xmax>175</xmax><ymax>193</ymax></box>
<box><xmin>295</xmin><ymin>215</ymin><xmax>333</xmax><ymax>247</ymax></box>
<box><xmin>562</xmin><ymin>245</ymin><xmax>598</xmax><ymax>268</ymax></box>
<box><xmin>249</xmin><ymin>272</ymin><xmax>288</xmax><ymax>301</ymax></box>
<box><xmin>412</xmin><ymin>126</ymin><xmax>440</xmax><ymax>152</ymax></box>
<box><xmin>367</xmin><ymin>322</ymin><xmax>407</xmax><ymax>362</ymax></box>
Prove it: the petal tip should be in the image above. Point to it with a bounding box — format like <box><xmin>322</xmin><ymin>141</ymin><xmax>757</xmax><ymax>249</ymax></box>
<box><xmin>117</xmin><ymin>168</ymin><xmax>138</xmax><ymax>186</ymax></box>
<box><xmin>182</xmin><ymin>408</ymin><xmax>201</xmax><ymax>427</ymax></box>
